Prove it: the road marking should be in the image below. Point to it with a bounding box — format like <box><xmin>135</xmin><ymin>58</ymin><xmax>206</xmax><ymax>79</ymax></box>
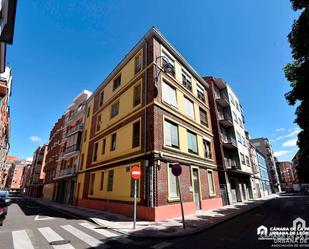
<box><xmin>61</xmin><ymin>225</ymin><xmax>109</xmax><ymax>248</ymax></box>
<box><xmin>12</xmin><ymin>230</ymin><xmax>34</xmax><ymax>249</ymax></box>
<box><xmin>34</xmin><ymin>215</ymin><xmax>55</xmax><ymax>221</ymax></box>
<box><xmin>79</xmin><ymin>222</ymin><xmax>132</xmax><ymax>243</ymax></box>
<box><xmin>151</xmin><ymin>241</ymin><xmax>173</xmax><ymax>249</ymax></box>
<box><xmin>38</xmin><ymin>227</ymin><xmax>75</xmax><ymax>249</ymax></box>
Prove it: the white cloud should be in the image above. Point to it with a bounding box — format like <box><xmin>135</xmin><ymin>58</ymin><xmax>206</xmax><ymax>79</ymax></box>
<box><xmin>283</xmin><ymin>138</ymin><xmax>297</xmax><ymax>147</ymax></box>
<box><xmin>29</xmin><ymin>136</ymin><xmax>42</xmax><ymax>143</ymax></box>
<box><xmin>276</xmin><ymin>128</ymin><xmax>301</xmax><ymax>141</ymax></box>
<box><xmin>274</xmin><ymin>150</ymin><xmax>290</xmax><ymax>157</ymax></box>
<box><xmin>275</xmin><ymin>128</ymin><xmax>285</xmax><ymax>132</ymax></box>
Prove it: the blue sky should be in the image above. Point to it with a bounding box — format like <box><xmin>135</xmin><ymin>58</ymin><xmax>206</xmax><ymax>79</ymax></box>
<box><xmin>7</xmin><ymin>0</ymin><xmax>299</xmax><ymax>161</ymax></box>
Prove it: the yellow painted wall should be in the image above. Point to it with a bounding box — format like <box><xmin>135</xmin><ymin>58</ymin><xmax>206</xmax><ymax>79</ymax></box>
<box><xmin>88</xmin><ymin>162</ymin><xmax>141</xmax><ymax>202</ymax></box>
<box><xmin>76</xmin><ymin>172</ymin><xmax>85</xmax><ymax>199</ymax></box>
<box><xmin>92</xmin><ymin>117</ymin><xmax>141</xmax><ymax>164</ymax></box>
<box><xmin>98</xmin><ymin>49</ymin><xmax>143</xmax><ymax>108</ymax></box>
<box><xmin>95</xmin><ymin>80</ymin><xmax>142</xmax><ymax>134</ymax></box>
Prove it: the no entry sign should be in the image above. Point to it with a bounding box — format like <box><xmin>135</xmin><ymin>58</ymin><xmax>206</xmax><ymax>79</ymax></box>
<box><xmin>131</xmin><ymin>166</ymin><xmax>141</xmax><ymax>180</ymax></box>
<box><xmin>171</xmin><ymin>163</ymin><xmax>182</xmax><ymax>176</ymax></box>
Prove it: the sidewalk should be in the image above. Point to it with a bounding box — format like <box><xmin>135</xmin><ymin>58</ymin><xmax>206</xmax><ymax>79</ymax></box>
<box><xmin>27</xmin><ymin>194</ymin><xmax>279</xmax><ymax>238</ymax></box>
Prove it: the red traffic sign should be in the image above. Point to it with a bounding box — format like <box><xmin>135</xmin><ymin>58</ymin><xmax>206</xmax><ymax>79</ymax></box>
<box><xmin>171</xmin><ymin>163</ymin><xmax>182</xmax><ymax>176</ymax></box>
<box><xmin>131</xmin><ymin>166</ymin><xmax>141</xmax><ymax>180</ymax></box>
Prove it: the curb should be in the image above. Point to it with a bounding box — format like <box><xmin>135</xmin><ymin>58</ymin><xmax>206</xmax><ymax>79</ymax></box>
<box><xmin>113</xmin><ymin>196</ymin><xmax>278</xmax><ymax>239</ymax></box>
<box><xmin>24</xmin><ymin>195</ymin><xmax>278</xmax><ymax>239</ymax></box>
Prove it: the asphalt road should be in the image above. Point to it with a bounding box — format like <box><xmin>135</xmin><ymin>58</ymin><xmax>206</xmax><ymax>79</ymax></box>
<box><xmin>1</xmin><ymin>194</ymin><xmax>308</xmax><ymax>249</ymax></box>
<box><xmin>0</xmin><ymin>197</ymin><xmax>144</xmax><ymax>249</ymax></box>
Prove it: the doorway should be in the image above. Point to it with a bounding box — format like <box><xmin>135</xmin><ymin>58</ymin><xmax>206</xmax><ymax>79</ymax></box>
<box><xmin>192</xmin><ymin>168</ymin><xmax>201</xmax><ymax>210</ymax></box>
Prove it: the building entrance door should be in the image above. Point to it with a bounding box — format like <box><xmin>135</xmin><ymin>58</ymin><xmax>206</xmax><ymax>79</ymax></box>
<box><xmin>192</xmin><ymin>168</ymin><xmax>201</xmax><ymax>210</ymax></box>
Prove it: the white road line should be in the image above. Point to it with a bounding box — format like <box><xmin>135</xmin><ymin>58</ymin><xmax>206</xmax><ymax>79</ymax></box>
<box><xmin>12</xmin><ymin>230</ymin><xmax>34</xmax><ymax>249</ymax></box>
<box><xmin>79</xmin><ymin>222</ymin><xmax>132</xmax><ymax>243</ymax></box>
<box><xmin>38</xmin><ymin>227</ymin><xmax>75</xmax><ymax>249</ymax></box>
<box><xmin>61</xmin><ymin>225</ymin><xmax>109</xmax><ymax>248</ymax></box>
<box><xmin>34</xmin><ymin>215</ymin><xmax>55</xmax><ymax>221</ymax></box>
<box><xmin>151</xmin><ymin>241</ymin><xmax>173</xmax><ymax>249</ymax></box>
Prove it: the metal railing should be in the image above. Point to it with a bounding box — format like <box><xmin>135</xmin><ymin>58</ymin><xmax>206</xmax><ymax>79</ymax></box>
<box><xmin>64</xmin><ymin>124</ymin><xmax>83</xmax><ymax>137</ymax></box>
<box><xmin>61</xmin><ymin>144</ymin><xmax>80</xmax><ymax>156</ymax></box>
<box><xmin>221</xmin><ymin>135</ymin><xmax>237</xmax><ymax>146</ymax></box>
<box><xmin>224</xmin><ymin>158</ymin><xmax>239</xmax><ymax>169</ymax></box>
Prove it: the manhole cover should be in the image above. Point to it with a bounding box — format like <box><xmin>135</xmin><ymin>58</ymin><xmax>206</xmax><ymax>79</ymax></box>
<box><xmin>49</xmin><ymin>240</ymin><xmax>71</xmax><ymax>245</ymax></box>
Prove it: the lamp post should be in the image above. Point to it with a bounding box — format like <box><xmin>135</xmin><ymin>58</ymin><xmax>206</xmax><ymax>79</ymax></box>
<box><xmin>153</xmin><ymin>55</ymin><xmax>174</xmax><ymax>97</ymax></box>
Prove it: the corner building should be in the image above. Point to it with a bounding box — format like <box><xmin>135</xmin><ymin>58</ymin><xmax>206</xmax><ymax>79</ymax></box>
<box><xmin>75</xmin><ymin>28</ymin><xmax>222</xmax><ymax>221</ymax></box>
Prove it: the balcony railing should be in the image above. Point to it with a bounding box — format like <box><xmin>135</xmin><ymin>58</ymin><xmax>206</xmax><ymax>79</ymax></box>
<box><xmin>64</xmin><ymin>124</ymin><xmax>83</xmax><ymax>138</ymax></box>
<box><xmin>61</xmin><ymin>144</ymin><xmax>80</xmax><ymax>156</ymax></box>
<box><xmin>55</xmin><ymin>165</ymin><xmax>76</xmax><ymax>178</ymax></box>
<box><xmin>217</xmin><ymin>111</ymin><xmax>233</xmax><ymax>127</ymax></box>
<box><xmin>224</xmin><ymin>158</ymin><xmax>239</xmax><ymax>169</ymax></box>
<box><xmin>222</xmin><ymin>135</ymin><xmax>237</xmax><ymax>146</ymax></box>
<box><xmin>215</xmin><ymin>90</ymin><xmax>229</xmax><ymax>107</ymax></box>
<box><xmin>66</xmin><ymin>106</ymin><xmax>85</xmax><ymax>122</ymax></box>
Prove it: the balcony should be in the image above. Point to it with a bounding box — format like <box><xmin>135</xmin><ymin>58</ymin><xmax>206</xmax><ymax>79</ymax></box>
<box><xmin>61</xmin><ymin>144</ymin><xmax>80</xmax><ymax>157</ymax></box>
<box><xmin>65</xmin><ymin>106</ymin><xmax>85</xmax><ymax>123</ymax></box>
<box><xmin>224</xmin><ymin>158</ymin><xmax>240</xmax><ymax>170</ymax></box>
<box><xmin>0</xmin><ymin>79</ymin><xmax>7</xmax><ymax>97</ymax></box>
<box><xmin>221</xmin><ymin>135</ymin><xmax>237</xmax><ymax>149</ymax></box>
<box><xmin>215</xmin><ymin>91</ymin><xmax>229</xmax><ymax>107</ymax></box>
<box><xmin>55</xmin><ymin>166</ymin><xmax>76</xmax><ymax>179</ymax></box>
<box><xmin>64</xmin><ymin>124</ymin><xmax>83</xmax><ymax>138</ymax></box>
<box><xmin>217</xmin><ymin>111</ymin><xmax>233</xmax><ymax>127</ymax></box>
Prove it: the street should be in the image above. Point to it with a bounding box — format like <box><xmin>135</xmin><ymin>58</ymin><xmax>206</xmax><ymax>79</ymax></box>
<box><xmin>0</xmin><ymin>197</ymin><xmax>140</xmax><ymax>249</ymax></box>
<box><xmin>0</xmin><ymin>194</ymin><xmax>308</xmax><ymax>249</ymax></box>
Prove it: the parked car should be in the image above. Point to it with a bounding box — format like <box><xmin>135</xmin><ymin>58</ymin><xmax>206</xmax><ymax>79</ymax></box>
<box><xmin>0</xmin><ymin>197</ymin><xmax>11</xmax><ymax>226</ymax></box>
<box><xmin>0</xmin><ymin>191</ymin><xmax>9</xmax><ymax>215</ymax></box>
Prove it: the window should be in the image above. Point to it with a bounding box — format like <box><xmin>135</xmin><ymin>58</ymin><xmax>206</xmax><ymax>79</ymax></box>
<box><xmin>238</xmin><ymin>117</ymin><xmax>243</xmax><ymax>128</ymax></box>
<box><xmin>203</xmin><ymin>139</ymin><xmax>212</xmax><ymax>159</ymax></box>
<box><xmin>235</xmin><ymin>101</ymin><xmax>240</xmax><ymax>111</ymax></box>
<box><xmin>199</xmin><ymin>108</ymin><xmax>208</xmax><ymax>127</ymax></box>
<box><xmin>133</xmin><ymin>84</ymin><xmax>141</xmax><ymax>107</ymax></box>
<box><xmin>100</xmin><ymin>172</ymin><xmax>104</xmax><ymax>191</ymax></box>
<box><xmin>240</xmin><ymin>153</ymin><xmax>245</xmax><ymax>164</ymax></box>
<box><xmin>111</xmin><ymin>101</ymin><xmax>119</xmax><ymax>118</ymax></box>
<box><xmin>184</xmin><ymin>97</ymin><xmax>195</xmax><ymax>119</ymax></box>
<box><xmin>102</xmin><ymin>138</ymin><xmax>106</xmax><ymax>154</ymax></box>
<box><xmin>107</xmin><ymin>170</ymin><xmax>114</xmax><ymax>191</ymax></box>
<box><xmin>168</xmin><ymin>164</ymin><xmax>179</xmax><ymax>199</ymax></box>
<box><xmin>236</xmin><ymin>131</ymin><xmax>242</xmax><ymax>143</ymax></box>
<box><xmin>162</xmin><ymin>51</ymin><xmax>175</xmax><ymax>76</ymax></box>
<box><xmin>187</xmin><ymin>131</ymin><xmax>198</xmax><ymax>154</ymax></box>
<box><xmin>130</xmin><ymin>178</ymin><xmax>140</xmax><ymax>197</ymax></box>
<box><xmin>99</xmin><ymin>91</ymin><xmax>104</xmax><ymax>106</ymax></box>
<box><xmin>197</xmin><ymin>83</ymin><xmax>205</xmax><ymax>102</ymax></box>
<box><xmin>89</xmin><ymin>173</ymin><xmax>95</xmax><ymax>195</ymax></box>
<box><xmin>182</xmin><ymin>71</ymin><xmax>192</xmax><ymax>91</ymax></box>
<box><xmin>132</xmin><ymin>121</ymin><xmax>140</xmax><ymax>148</ymax></box>
<box><xmin>93</xmin><ymin>143</ymin><xmax>98</xmax><ymax>162</ymax></box>
<box><xmin>208</xmin><ymin>171</ymin><xmax>215</xmax><ymax>196</ymax></box>
<box><xmin>233</xmin><ymin>112</ymin><xmax>238</xmax><ymax>124</ymax></box>
<box><xmin>242</xmin><ymin>136</ymin><xmax>246</xmax><ymax>146</ymax></box>
<box><xmin>111</xmin><ymin>133</ymin><xmax>116</xmax><ymax>151</ymax></box>
<box><xmin>162</xmin><ymin>81</ymin><xmax>177</xmax><ymax>107</ymax></box>
<box><xmin>83</xmin><ymin>130</ymin><xmax>87</xmax><ymax>142</ymax></box>
<box><xmin>164</xmin><ymin>120</ymin><xmax>179</xmax><ymax>148</ymax></box>
<box><xmin>87</xmin><ymin>107</ymin><xmax>90</xmax><ymax>118</ymax></box>
<box><xmin>96</xmin><ymin>115</ymin><xmax>102</xmax><ymax>132</ymax></box>
<box><xmin>135</xmin><ymin>53</ymin><xmax>142</xmax><ymax>74</ymax></box>
<box><xmin>229</xmin><ymin>94</ymin><xmax>234</xmax><ymax>105</ymax></box>
<box><xmin>113</xmin><ymin>74</ymin><xmax>121</xmax><ymax>91</ymax></box>
<box><xmin>245</xmin><ymin>156</ymin><xmax>250</xmax><ymax>166</ymax></box>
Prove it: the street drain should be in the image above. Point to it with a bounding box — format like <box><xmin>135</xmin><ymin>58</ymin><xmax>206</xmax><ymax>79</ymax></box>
<box><xmin>49</xmin><ymin>240</ymin><xmax>71</xmax><ymax>245</ymax></box>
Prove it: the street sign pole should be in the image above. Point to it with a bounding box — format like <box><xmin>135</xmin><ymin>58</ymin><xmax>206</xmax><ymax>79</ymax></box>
<box><xmin>177</xmin><ymin>176</ymin><xmax>186</xmax><ymax>229</ymax></box>
<box><xmin>133</xmin><ymin>179</ymin><xmax>137</xmax><ymax>229</ymax></box>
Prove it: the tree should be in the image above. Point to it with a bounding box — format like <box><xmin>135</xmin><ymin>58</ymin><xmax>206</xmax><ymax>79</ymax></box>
<box><xmin>285</xmin><ymin>0</ymin><xmax>309</xmax><ymax>182</ymax></box>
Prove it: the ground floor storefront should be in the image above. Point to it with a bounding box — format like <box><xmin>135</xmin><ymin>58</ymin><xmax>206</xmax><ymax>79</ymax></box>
<box><xmin>219</xmin><ymin>170</ymin><xmax>253</xmax><ymax>205</ymax></box>
<box><xmin>74</xmin><ymin>157</ymin><xmax>222</xmax><ymax>221</ymax></box>
<box><xmin>54</xmin><ymin>177</ymin><xmax>76</xmax><ymax>204</ymax></box>
<box><xmin>27</xmin><ymin>184</ymin><xmax>44</xmax><ymax>198</ymax></box>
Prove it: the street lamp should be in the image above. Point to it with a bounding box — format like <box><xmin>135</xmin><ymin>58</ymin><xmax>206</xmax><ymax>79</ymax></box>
<box><xmin>154</xmin><ymin>55</ymin><xmax>174</xmax><ymax>97</ymax></box>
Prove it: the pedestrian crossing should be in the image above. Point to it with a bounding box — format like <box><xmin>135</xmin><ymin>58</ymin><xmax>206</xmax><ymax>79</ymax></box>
<box><xmin>9</xmin><ymin>222</ymin><xmax>133</xmax><ymax>249</ymax></box>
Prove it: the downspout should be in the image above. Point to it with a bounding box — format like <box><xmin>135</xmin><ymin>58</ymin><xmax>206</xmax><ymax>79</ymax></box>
<box><xmin>143</xmin><ymin>37</ymin><xmax>154</xmax><ymax>208</ymax></box>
